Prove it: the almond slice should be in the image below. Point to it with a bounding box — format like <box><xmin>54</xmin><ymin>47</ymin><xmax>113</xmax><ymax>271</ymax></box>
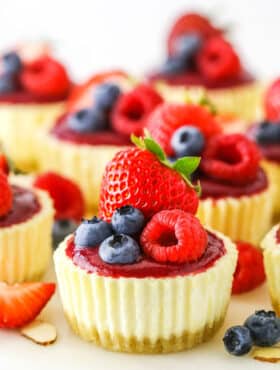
<box><xmin>252</xmin><ymin>347</ymin><xmax>280</xmax><ymax>363</ymax></box>
<box><xmin>20</xmin><ymin>320</ymin><xmax>57</xmax><ymax>345</ymax></box>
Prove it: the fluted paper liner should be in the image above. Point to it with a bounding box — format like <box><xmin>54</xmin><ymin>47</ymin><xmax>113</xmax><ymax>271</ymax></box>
<box><xmin>262</xmin><ymin>160</ymin><xmax>280</xmax><ymax>215</ymax></box>
<box><xmin>0</xmin><ymin>102</ymin><xmax>64</xmax><ymax>172</ymax></box>
<box><xmin>157</xmin><ymin>81</ymin><xmax>264</xmax><ymax>122</ymax></box>
<box><xmin>197</xmin><ymin>187</ymin><xmax>273</xmax><ymax>245</ymax></box>
<box><xmin>261</xmin><ymin>224</ymin><xmax>280</xmax><ymax>315</ymax></box>
<box><xmin>54</xmin><ymin>231</ymin><xmax>237</xmax><ymax>353</ymax></box>
<box><xmin>37</xmin><ymin>132</ymin><xmax>127</xmax><ymax>213</ymax></box>
<box><xmin>0</xmin><ymin>180</ymin><xmax>54</xmax><ymax>283</ymax></box>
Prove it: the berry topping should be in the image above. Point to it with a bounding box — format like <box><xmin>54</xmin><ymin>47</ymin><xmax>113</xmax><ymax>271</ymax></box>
<box><xmin>52</xmin><ymin>219</ymin><xmax>78</xmax><ymax>249</ymax></box>
<box><xmin>0</xmin><ymin>73</ymin><xmax>18</xmax><ymax>94</ymax></box>
<box><xmin>173</xmin><ymin>33</ymin><xmax>203</xmax><ymax>61</ymax></box>
<box><xmin>265</xmin><ymin>78</ymin><xmax>280</xmax><ymax>122</ymax></box>
<box><xmin>0</xmin><ymin>281</ymin><xmax>55</xmax><ymax>329</ymax></box>
<box><xmin>111</xmin><ymin>84</ymin><xmax>162</xmax><ymax>137</ymax></box>
<box><xmin>140</xmin><ymin>209</ymin><xmax>207</xmax><ymax>263</ymax></box>
<box><xmin>112</xmin><ymin>205</ymin><xmax>145</xmax><ymax>236</ymax></box>
<box><xmin>223</xmin><ymin>326</ymin><xmax>253</xmax><ymax>356</ymax></box>
<box><xmin>200</xmin><ymin>134</ymin><xmax>261</xmax><ymax>185</ymax></box>
<box><xmin>255</xmin><ymin>121</ymin><xmax>280</xmax><ymax>145</ymax></box>
<box><xmin>2</xmin><ymin>52</ymin><xmax>22</xmax><ymax>74</ymax></box>
<box><xmin>171</xmin><ymin>125</ymin><xmax>205</xmax><ymax>158</ymax></box>
<box><xmin>74</xmin><ymin>217</ymin><xmax>113</xmax><ymax>247</ymax></box>
<box><xmin>98</xmin><ymin>134</ymin><xmax>200</xmax><ymax>221</ymax></box>
<box><xmin>0</xmin><ymin>172</ymin><xmax>12</xmax><ymax>217</ymax></box>
<box><xmin>68</xmin><ymin>108</ymin><xmax>107</xmax><ymax>133</ymax></box>
<box><xmin>99</xmin><ymin>234</ymin><xmax>141</xmax><ymax>264</ymax></box>
<box><xmin>244</xmin><ymin>310</ymin><xmax>280</xmax><ymax>347</ymax></box>
<box><xmin>34</xmin><ymin>172</ymin><xmax>85</xmax><ymax>222</ymax></box>
<box><xmin>232</xmin><ymin>241</ymin><xmax>265</xmax><ymax>294</ymax></box>
<box><xmin>146</xmin><ymin>103</ymin><xmax>221</xmax><ymax>156</ymax></box>
<box><xmin>94</xmin><ymin>83</ymin><xmax>121</xmax><ymax>111</ymax></box>
<box><xmin>0</xmin><ymin>152</ymin><xmax>9</xmax><ymax>175</ymax></box>
<box><xmin>20</xmin><ymin>56</ymin><xmax>70</xmax><ymax>99</ymax></box>
<box><xmin>167</xmin><ymin>12</ymin><xmax>223</xmax><ymax>55</ymax></box>
<box><xmin>197</xmin><ymin>36</ymin><xmax>241</xmax><ymax>81</ymax></box>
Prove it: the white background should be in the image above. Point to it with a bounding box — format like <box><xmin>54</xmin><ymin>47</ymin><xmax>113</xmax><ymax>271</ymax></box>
<box><xmin>0</xmin><ymin>0</ymin><xmax>279</xmax><ymax>82</ymax></box>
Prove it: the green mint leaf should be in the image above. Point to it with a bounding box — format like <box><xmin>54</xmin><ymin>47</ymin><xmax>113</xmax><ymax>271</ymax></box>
<box><xmin>143</xmin><ymin>137</ymin><xmax>166</xmax><ymax>161</ymax></box>
<box><xmin>173</xmin><ymin>157</ymin><xmax>200</xmax><ymax>177</ymax></box>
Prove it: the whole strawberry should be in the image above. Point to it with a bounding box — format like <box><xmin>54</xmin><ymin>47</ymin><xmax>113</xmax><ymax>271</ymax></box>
<box><xmin>98</xmin><ymin>134</ymin><xmax>200</xmax><ymax>221</ymax></box>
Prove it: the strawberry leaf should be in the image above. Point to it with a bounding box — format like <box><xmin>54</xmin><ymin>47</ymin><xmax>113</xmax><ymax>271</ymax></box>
<box><xmin>143</xmin><ymin>137</ymin><xmax>166</xmax><ymax>161</ymax></box>
<box><xmin>131</xmin><ymin>134</ymin><xmax>145</xmax><ymax>149</ymax></box>
<box><xmin>173</xmin><ymin>157</ymin><xmax>200</xmax><ymax>177</ymax></box>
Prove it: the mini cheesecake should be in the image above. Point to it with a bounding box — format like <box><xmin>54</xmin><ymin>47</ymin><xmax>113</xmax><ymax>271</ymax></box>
<box><xmin>0</xmin><ymin>47</ymin><xmax>71</xmax><ymax>172</ymax></box>
<box><xmin>261</xmin><ymin>224</ymin><xmax>280</xmax><ymax>315</ymax></box>
<box><xmin>54</xmin><ymin>228</ymin><xmax>237</xmax><ymax>353</ymax></box>
<box><xmin>148</xmin><ymin>12</ymin><xmax>263</xmax><ymax>122</ymax></box>
<box><xmin>0</xmin><ymin>176</ymin><xmax>54</xmax><ymax>283</ymax></box>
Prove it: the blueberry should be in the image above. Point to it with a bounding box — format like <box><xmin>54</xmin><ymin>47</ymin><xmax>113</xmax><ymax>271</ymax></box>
<box><xmin>223</xmin><ymin>326</ymin><xmax>253</xmax><ymax>356</ymax></box>
<box><xmin>171</xmin><ymin>125</ymin><xmax>205</xmax><ymax>158</ymax></box>
<box><xmin>255</xmin><ymin>121</ymin><xmax>280</xmax><ymax>145</ymax></box>
<box><xmin>99</xmin><ymin>234</ymin><xmax>141</xmax><ymax>264</ymax></box>
<box><xmin>68</xmin><ymin>108</ymin><xmax>108</xmax><ymax>133</ymax></box>
<box><xmin>2</xmin><ymin>52</ymin><xmax>22</xmax><ymax>74</ymax></box>
<box><xmin>160</xmin><ymin>56</ymin><xmax>187</xmax><ymax>75</ymax></box>
<box><xmin>173</xmin><ymin>33</ymin><xmax>202</xmax><ymax>61</ymax></box>
<box><xmin>94</xmin><ymin>83</ymin><xmax>121</xmax><ymax>111</ymax></box>
<box><xmin>112</xmin><ymin>205</ymin><xmax>145</xmax><ymax>235</ymax></box>
<box><xmin>0</xmin><ymin>73</ymin><xmax>18</xmax><ymax>94</ymax></box>
<box><xmin>52</xmin><ymin>219</ymin><xmax>78</xmax><ymax>249</ymax></box>
<box><xmin>244</xmin><ymin>310</ymin><xmax>280</xmax><ymax>346</ymax></box>
<box><xmin>74</xmin><ymin>217</ymin><xmax>113</xmax><ymax>247</ymax></box>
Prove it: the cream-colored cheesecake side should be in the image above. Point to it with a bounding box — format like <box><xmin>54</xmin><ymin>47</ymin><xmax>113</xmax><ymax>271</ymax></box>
<box><xmin>261</xmin><ymin>224</ymin><xmax>280</xmax><ymax>315</ymax></box>
<box><xmin>0</xmin><ymin>184</ymin><xmax>54</xmax><ymax>283</ymax></box>
<box><xmin>0</xmin><ymin>102</ymin><xmax>64</xmax><ymax>172</ymax></box>
<box><xmin>157</xmin><ymin>81</ymin><xmax>264</xmax><ymax>122</ymax></box>
<box><xmin>262</xmin><ymin>160</ymin><xmax>280</xmax><ymax>215</ymax></box>
<box><xmin>54</xmin><ymin>231</ymin><xmax>237</xmax><ymax>353</ymax></box>
<box><xmin>37</xmin><ymin>131</ymin><xmax>126</xmax><ymax>213</ymax></box>
<box><xmin>197</xmin><ymin>186</ymin><xmax>273</xmax><ymax>245</ymax></box>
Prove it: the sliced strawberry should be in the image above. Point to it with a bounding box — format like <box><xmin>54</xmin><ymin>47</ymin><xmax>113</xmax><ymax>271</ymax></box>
<box><xmin>0</xmin><ymin>172</ymin><xmax>12</xmax><ymax>217</ymax></box>
<box><xmin>0</xmin><ymin>282</ymin><xmax>55</xmax><ymax>329</ymax></box>
<box><xmin>67</xmin><ymin>70</ymin><xmax>131</xmax><ymax>112</ymax></box>
<box><xmin>0</xmin><ymin>153</ymin><xmax>9</xmax><ymax>175</ymax></box>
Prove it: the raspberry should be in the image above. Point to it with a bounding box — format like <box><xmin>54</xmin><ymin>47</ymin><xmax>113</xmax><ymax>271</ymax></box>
<box><xmin>146</xmin><ymin>103</ymin><xmax>221</xmax><ymax>156</ymax></box>
<box><xmin>265</xmin><ymin>78</ymin><xmax>280</xmax><ymax>122</ymax></box>
<box><xmin>232</xmin><ymin>241</ymin><xmax>265</xmax><ymax>294</ymax></box>
<box><xmin>111</xmin><ymin>84</ymin><xmax>163</xmax><ymax>137</ymax></box>
<box><xmin>140</xmin><ymin>209</ymin><xmax>207</xmax><ymax>263</ymax></box>
<box><xmin>201</xmin><ymin>134</ymin><xmax>261</xmax><ymax>185</ymax></box>
<box><xmin>167</xmin><ymin>12</ymin><xmax>223</xmax><ymax>55</ymax></box>
<box><xmin>20</xmin><ymin>56</ymin><xmax>70</xmax><ymax>99</ymax></box>
<box><xmin>34</xmin><ymin>172</ymin><xmax>85</xmax><ymax>221</ymax></box>
<box><xmin>197</xmin><ymin>36</ymin><xmax>241</xmax><ymax>81</ymax></box>
<box><xmin>0</xmin><ymin>172</ymin><xmax>12</xmax><ymax>217</ymax></box>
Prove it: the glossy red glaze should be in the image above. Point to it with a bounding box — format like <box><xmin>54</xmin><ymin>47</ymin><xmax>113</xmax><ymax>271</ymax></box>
<box><xmin>200</xmin><ymin>168</ymin><xmax>268</xmax><ymax>199</ymax></box>
<box><xmin>0</xmin><ymin>186</ymin><xmax>41</xmax><ymax>228</ymax></box>
<box><xmin>148</xmin><ymin>70</ymin><xmax>254</xmax><ymax>90</ymax></box>
<box><xmin>0</xmin><ymin>90</ymin><xmax>68</xmax><ymax>104</ymax></box>
<box><xmin>50</xmin><ymin>114</ymin><xmax>131</xmax><ymax>146</ymax></box>
<box><xmin>66</xmin><ymin>231</ymin><xmax>225</xmax><ymax>278</ymax></box>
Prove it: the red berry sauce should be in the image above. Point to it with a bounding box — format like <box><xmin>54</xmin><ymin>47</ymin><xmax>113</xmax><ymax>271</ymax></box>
<box><xmin>200</xmin><ymin>168</ymin><xmax>268</xmax><ymax>200</ymax></box>
<box><xmin>276</xmin><ymin>227</ymin><xmax>280</xmax><ymax>244</ymax></box>
<box><xmin>148</xmin><ymin>70</ymin><xmax>254</xmax><ymax>90</ymax></box>
<box><xmin>50</xmin><ymin>114</ymin><xmax>131</xmax><ymax>146</ymax></box>
<box><xmin>0</xmin><ymin>90</ymin><xmax>69</xmax><ymax>104</ymax></box>
<box><xmin>0</xmin><ymin>185</ymin><xmax>41</xmax><ymax>228</ymax></box>
<box><xmin>66</xmin><ymin>231</ymin><xmax>225</xmax><ymax>278</ymax></box>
